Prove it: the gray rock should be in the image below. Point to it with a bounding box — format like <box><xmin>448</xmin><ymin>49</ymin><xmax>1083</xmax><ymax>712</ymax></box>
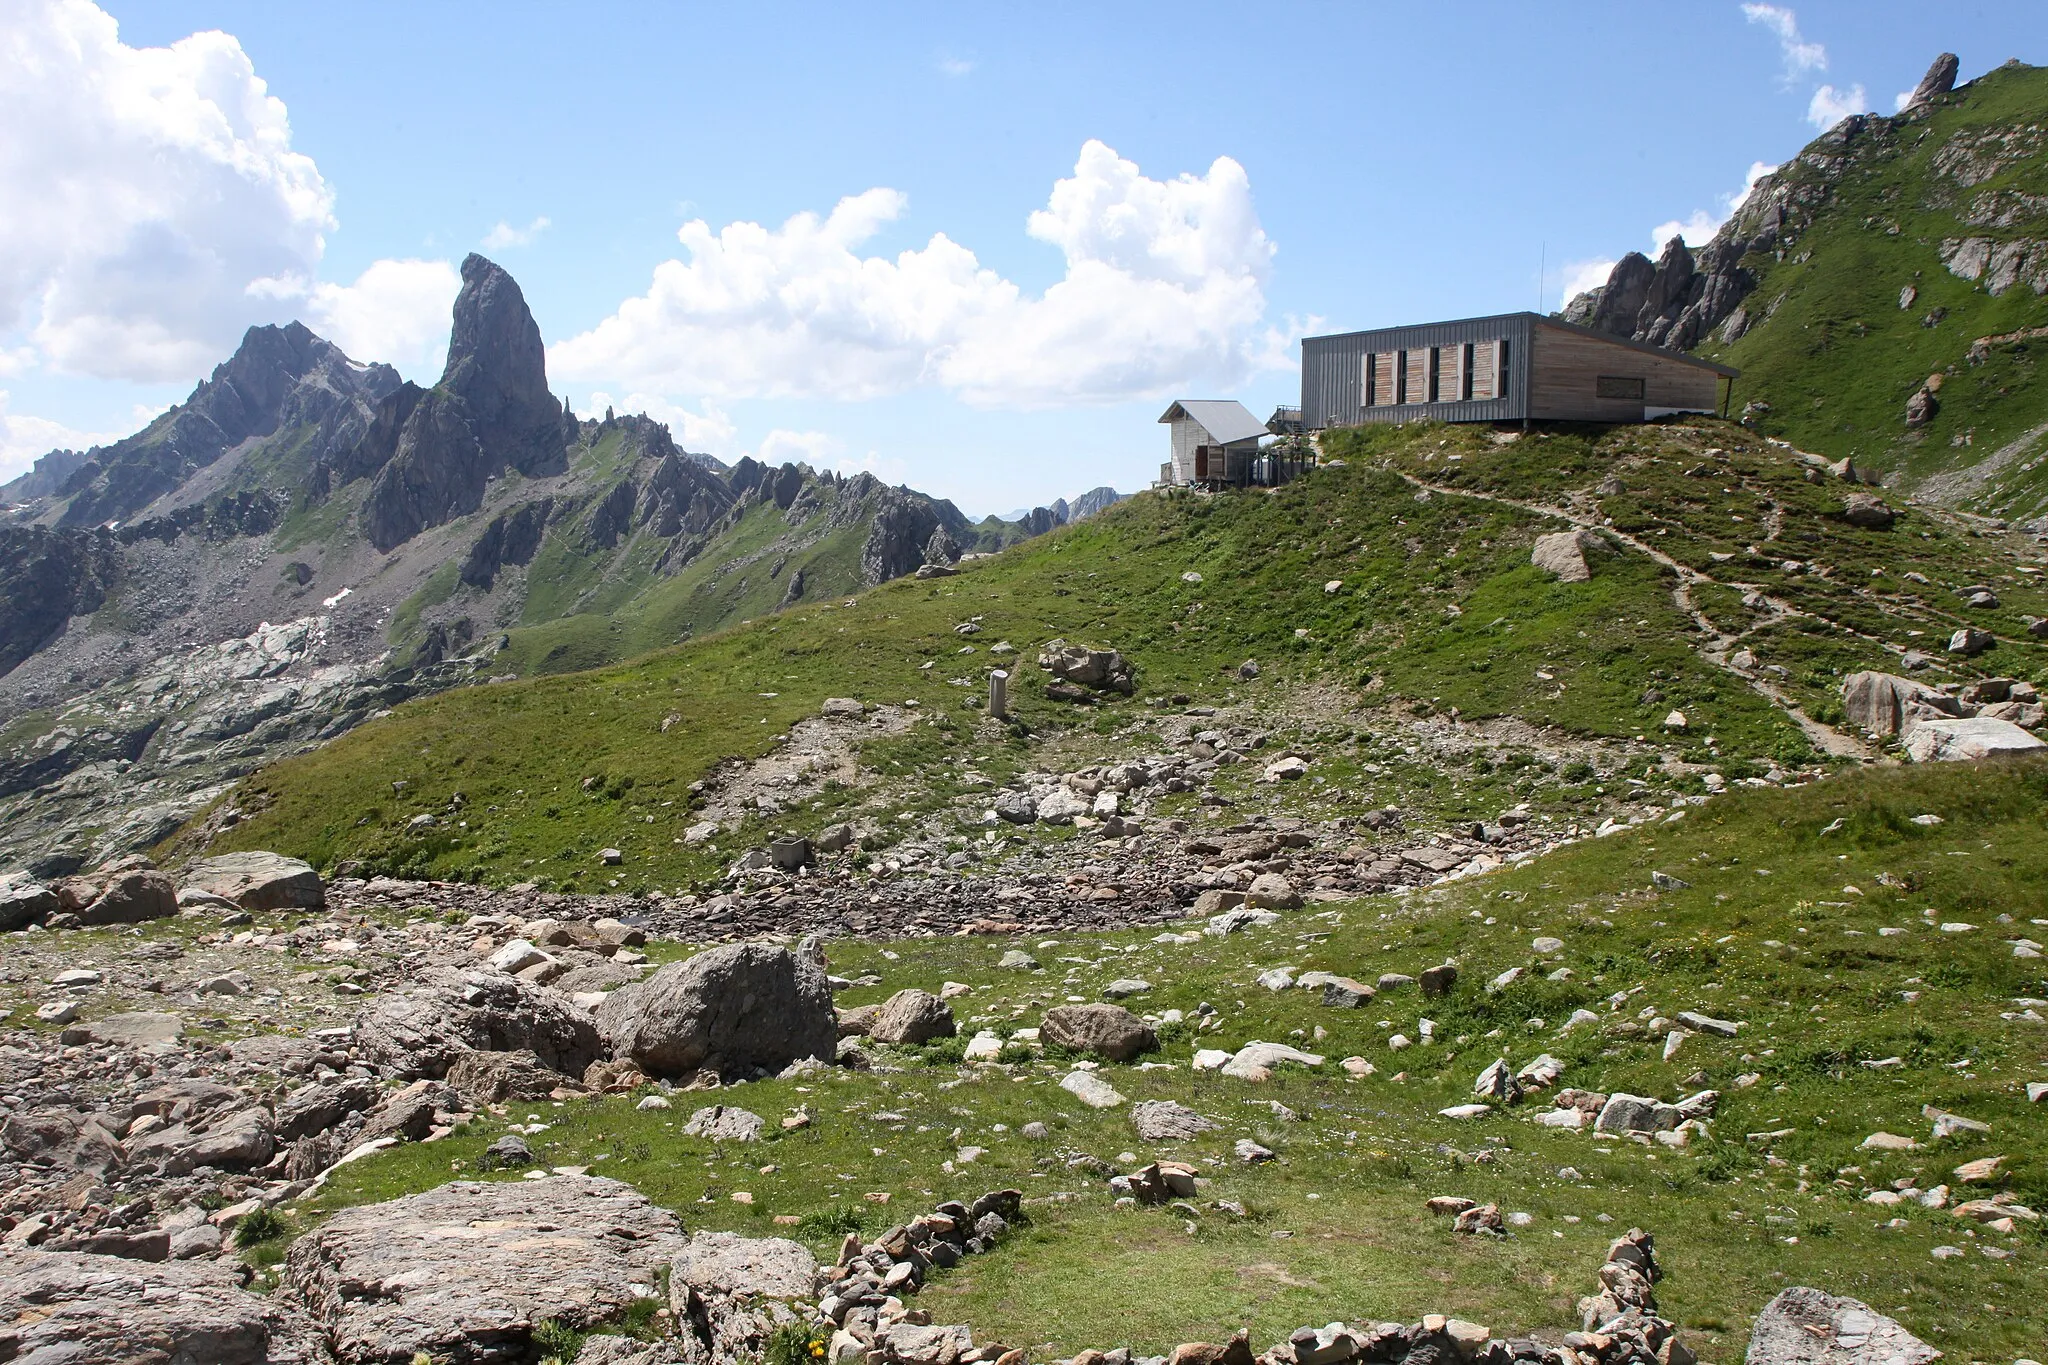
<box><xmin>75</xmin><ymin>862</ymin><xmax>178</xmax><ymax>925</ymax></box>
<box><xmin>1904</xmin><ymin>53</ymin><xmax>1959</xmax><ymax>110</ymax></box>
<box><xmin>179</xmin><ymin>851</ymin><xmax>325</xmax><ymax>910</ymax></box>
<box><xmin>484</xmin><ymin>1134</ymin><xmax>533</xmax><ymax>1167</ymax></box>
<box><xmin>283</xmin><ymin>1175</ymin><xmax>687</xmax><ymax>1363</ymax></box>
<box><xmin>878</xmin><ymin>1321</ymin><xmax>977</xmax><ymax>1365</ymax></box>
<box><xmin>1594</xmin><ymin>1093</ymin><xmax>1681</xmax><ymax>1134</ymax></box>
<box><xmin>1245</xmin><ymin>872</ymin><xmax>1300</xmax><ymax>910</ymax></box>
<box><xmin>1102</xmin><ymin>978</ymin><xmax>1152</xmax><ymax>999</ymax></box>
<box><xmin>275</xmin><ymin>1076</ymin><xmax>380</xmax><ymax>1143</ymax></box>
<box><xmin>999</xmin><ymin>949</ymin><xmax>1040</xmax><ymax>970</ymax></box>
<box><xmin>670</xmin><ymin>1230</ymin><xmax>820</xmax><ymax>1365</ymax></box>
<box><xmin>1947</xmin><ymin>627</ymin><xmax>1995</xmax><ymax>656</ymax></box>
<box><xmin>1745</xmin><ymin>1287</ymin><xmax>1937</xmax><ymax>1365</ymax></box>
<box><xmin>0</xmin><ymin>1247</ymin><xmax>323</xmax><ymax>1363</ymax></box>
<box><xmin>1041</xmin><ymin>1003</ymin><xmax>1157</xmax><ymax>1061</ymax></box>
<box><xmin>356</xmin><ymin>1081</ymin><xmax>457</xmax><ymax>1144</ymax></box>
<box><xmin>68</xmin><ymin>1011</ymin><xmax>184</xmax><ymax>1049</ymax></box>
<box><xmin>444</xmin><ymin>1048</ymin><xmax>566</xmax><ymax>1105</ymax></box>
<box><xmin>867</xmin><ymin>988</ymin><xmax>957</xmax><ymax>1045</ymax></box>
<box><xmin>358</xmin><ymin>967</ymin><xmax>603</xmax><ymax>1079</ymax></box>
<box><xmin>598</xmin><ymin>942</ymin><xmax>835</xmax><ymax>1081</ymax></box>
<box><xmin>1675</xmin><ymin>1011</ymin><xmax>1740</xmax><ymax>1038</ymax></box>
<box><xmin>993</xmin><ymin>791</ymin><xmax>1039</xmax><ymax>825</ymax></box>
<box><xmin>1059</xmin><ymin>1070</ymin><xmax>1126</xmax><ymax>1108</ymax></box>
<box><xmin>1319</xmin><ymin>976</ymin><xmax>1374</xmax><ymax>1008</ymax></box>
<box><xmin>1841</xmin><ymin>671</ymin><xmax>1944</xmax><ymax>736</ymax></box>
<box><xmin>683</xmin><ymin>1105</ymin><xmax>767</xmax><ymax>1142</ymax></box>
<box><xmin>1532</xmin><ymin>529</ymin><xmax>1601</xmax><ymax>582</ymax></box>
<box><xmin>1839</xmin><ymin>493</ymin><xmax>1896</xmax><ymax>530</ymax></box>
<box><xmin>1904</xmin><ymin>716</ymin><xmax>2045</xmax><ymax>762</ymax></box>
<box><xmin>1131</xmin><ymin>1100</ymin><xmax>1219</xmax><ymax>1141</ymax></box>
<box><xmin>0</xmin><ymin>874</ymin><xmax>58</xmax><ymax>931</ymax></box>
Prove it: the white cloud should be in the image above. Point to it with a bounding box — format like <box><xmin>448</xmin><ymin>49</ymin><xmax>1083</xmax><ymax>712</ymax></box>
<box><xmin>1807</xmin><ymin>83</ymin><xmax>1870</xmax><ymax>129</ymax></box>
<box><xmin>551</xmin><ymin>139</ymin><xmax>1279</xmax><ymax>410</ymax></box>
<box><xmin>1557</xmin><ymin>258</ymin><xmax>1617</xmax><ymax>309</ymax></box>
<box><xmin>0</xmin><ymin>390</ymin><xmax>125</xmax><ymax>481</ymax></box>
<box><xmin>482</xmin><ymin>216</ymin><xmax>551</xmax><ymax>250</ymax></box>
<box><xmin>0</xmin><ymin>0</ymin><xmax>335</xmax><ymax>382</ymax></box>
<box><xmin>756</xmin><ymin>429</ymin><xmax>843</xmax><ymax>468</ymax></box>
<box><xmin>937</xmin><ymin>55</ymin><xmax>975</xmax><ymax>77</ymax></box>
<box><xmin>1740</xmin><ymin>4</ymin><xmax>1827</xmax><ymax>76</ymax></box>
<box><xmin>1893</xmin><ymin>88</ymin><xmax>1916</xmax><ymax>113</ymax></box>
<box><xmin>583</xmin><ymin>390</ymin><xmax>741</xmax><ymax>457</ymax></box>
<box><xmin>293</xmin><ymin>258</ymin><xmax>461</xmax><ymax>379</ymax></box>
<box><xmin>1649</xmin><ymin>160</ymin><xmax>1777</xmax><ymax>250</ymax></box>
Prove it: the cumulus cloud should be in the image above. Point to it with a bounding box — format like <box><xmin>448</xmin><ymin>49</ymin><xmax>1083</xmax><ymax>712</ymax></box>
<box><xmin>582</xmin><ymin>390</ymin><xmax>741</xmax><ymax>457</ymax></box>
<box><xmin>1649</xmin><ymin>160</ymin><xmax>1777</xmax><ymax>250</ymax></box>
<box><xmin>1741</xmin><ymin>4</ymin><xmax>1827</xmax><ymax>76</ymax></box>
<box><xmin>482</xmin><ymin>216</ymin><xmax>551</xmax><ymax>250</ymax></box>
<box><xmin>1557</xmin><ymin>258</ymin><xmax>1617</xmax><ymax>310</ymax></box>
<box><xmin>0</xmin><ymin>390</ymin><xmax>127</xmax><ymax>481</ymax></box>
<box><xmin>1807</xmin><ymin>83</ymin><xmax>1870</xmax><ymax>129</ymax></box>
<box><xmin>297</xmin><ymin>258</ymin><xmax>462</xmax><ymax>379</ymax></box>
<box><xmin>551</xmin><ymin>139</ymin><xmax>1279</xmax><ymax>410</ymax></box>
<box><xmin>0</xmin><ymin>0</ymin><xmax>335</xmax><ymax>381</ymax></box>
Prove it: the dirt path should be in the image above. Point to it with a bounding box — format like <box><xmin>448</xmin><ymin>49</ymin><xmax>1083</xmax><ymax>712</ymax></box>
<box><xmin>1389</xmin><ymin>469</ymin><xmax>1874</xmax><ymax>759</ymax></box>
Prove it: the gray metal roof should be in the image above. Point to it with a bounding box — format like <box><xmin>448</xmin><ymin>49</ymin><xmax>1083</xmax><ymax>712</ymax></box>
<box><xmin>1158</xmin><ymin>399</ymin><xmax>1269</xmax><ymax>445</ymax></box>
<box><xmin>1303</xmin><ymin>311</ymin><xmax>1740</xmax><ymax>379</ymax></box>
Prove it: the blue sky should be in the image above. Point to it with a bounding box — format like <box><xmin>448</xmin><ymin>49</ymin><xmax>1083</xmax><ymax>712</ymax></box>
<box><xmin>4</xmin><ymin>1</ymin><xmax>2045</xmax><ymax>516</ymax></box>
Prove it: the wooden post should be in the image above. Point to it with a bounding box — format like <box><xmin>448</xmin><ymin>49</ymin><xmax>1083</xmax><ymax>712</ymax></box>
<box><xmin>989</xmin><ymin>669</ymin><xmax>1008</xmax><ymax>719</ymax></box>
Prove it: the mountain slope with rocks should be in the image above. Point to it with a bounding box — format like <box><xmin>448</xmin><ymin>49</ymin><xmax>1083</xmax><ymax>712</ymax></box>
<box><xmin>1563</xmin><ymin>55</ymin><xmax>2048</xmax><ymax>522</ymax></box>
<box><xmin>0</xmin><ymin>256</ymin><xmax>1113</xmax><ymax>873</ymax></box>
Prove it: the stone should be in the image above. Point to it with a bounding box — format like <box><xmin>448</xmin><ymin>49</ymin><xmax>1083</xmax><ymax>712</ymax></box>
<box><xmin>597</xmin><ymin>942</ymin><xmax>835</xmax><ymax>1080</ymax></box>
<box><xmin>685</xmin><ymin>1105</ymin><xmax>767</xmax><ymax>1142</ymax></box>
<box><xmin>1060</xmin><ymin>1070</ymin><xmax>1126</xmax><ymax>1108</ymax></box>
<box><xmin>179</xmin><ymin>851</ymin><xmax>325</xmax><ymax>910</ymax></box>
<box><xmin>1595</xmin><ymin>1093</ymin><xmax>1680</xmax><ymax>1134</ymax></box>
<box><xmin>817</xmin><ymin>823</ymin><xmax>855</xmax><ymax>853</ymax></box>
<box><xmin>76</xmin><ymin>863</ymin><xmax>178</xmax><ymax>925</ymax></box>
<box><xmin>1531</xmin><ymin>936</ymin><xmax>1564</xmax><ymax>954</ymax></box>
<box><xmin>868</xmin><ymin>989</ymin><xmax>957</xmax><ymax>1045</ymax></box>
<box><xmin>1905</xmin><ymin>52</ymin><xmax>1960</xmax><ymax>110</ymax></box>
<box><xmin>285</xmin><ymin>1176</ymin><xmax>685</xmax><ymax>1362</ymax></box>
<box><xmin>1245</xmin><ymin>872</ymin><xmax>1300</xmax><ymax>910</ymax></box>
<box><xmin>1132</xmin><ymin>1100</ymin><xmax>1219</xmax><ymax>1141</ymax></box>
<box><xmin>1532</xmin><ymin>529</ymin><xmax>1598</xmax><ymax>582</ymax></box>
<box><xmin>1235</xmin><ymin>1138</ymin><xmax>1276</xmax><ymax>1163</ymax></box>
<box><xmin>999</xmin><ymin>949</ymin><xmax>1040</xmax><ymax>970</ymax></box>
<box><xmin>1103</xmin><ymin>978</ymin><xmax>1152</xmax><ymax>999</ymax></box>
<box><xmin>1838</xmin><ymin>493</ymin><xmax>1896</xmax><ymax>530</ymax></box>
<box><xmin>1473</xmin><ymin>1059</ymin><xmax>1516</xmax><ymax>1100</ymax></box>
<box><xmin>0</xmin><ymin>874</ymin><xmax>58</xmax><ymax>931</ymax></box>
<box><xmin>1439</xmin><ymin>1103</ymin><xmax>1493</xmax><ymax>1119</ymax></box>
<box><xmin>1222</xmin><ymin>1042</ymin><xmax>1324</xmax><ymax>1081</ymax></box>
<box><xmin>1840</xmin><ymin>672</ymin><xmax>1936</xmax><ymax>737</ymax></box>
<box><xmin>1319</xmin><ymin>977</ymin><xmax>1374</xmax><ymax>1008</ymax></box>
<box><xmin>489</xmin><ymin>937</ymin><xmax>551</xmax><ymax>974</ymax></box>
<box><xmin>1454</xmin><ymin>1203</ymin><xmax>1505</xmax><ymax>1235</ymax></box>
<box><xmin>0</xmin><ymin>1247</ymin><xmax>323</xmax><ymax>1362</ymax></box>
<box><xmin>1951</xmin><ymin>1155</ymin><xmax>2004</xmax><ymax>1183</ymax></box>
<box><xmin>73</xmin><ymin>1011</ymin><xmax>184</xmax><ymax>1049</ymax></box>
<box><xmin>821</xmin><ymin>697</ymin><xmax>865</xmax><ymax>719</ymax></box>
<box><xmin>359</xmin><ymin>967</ymin><xmax>603</xmax><ymax>1080</ymax></box>
<box><xmin>1744</xmin><ymin>1286</ymin><xmax>1937</xmax><ymax>1365</ymax></box>
<box><xmin>1946</xmin><ymin>627</ymin><xmax>1995</xmax><ymax>657</ymax></box>
<box><xmin>1675</xmin><ymin>1010</ymin><xmax>1740</xmax><ymax>1037</ymax></box>
<box><xmin>444</xmin><ymin>1049</ymin><xmax>568</xmax><ymax>1106</ymax></box>
<box><xmin>1041</xmin><ymin>1003</ymin><xmax>1157</xmax><ymax>1061</ymax></box>
<box><xmin>880</xmin><ymin>1322</ymin><xmax>977</xmax><ymax>1365</ymax></box>
<box><xmin>993</xmin><ymin>791</ymin><xmax>1038</xmax><ymax>825</ymax></box>
<box><xmin>1904</xmin><ymin>716</ymin><xmax>2045</xmax><ymax>762</ymax></box>
<box><xmin>1206</xmin><ymin>907</ymin><xmax>1279</xmax><ymax>936</ymax></box>
<box><xmin>671</xmin><ymin>1231</ymin><xmax>820</xmax><ymax>1363</ymax></box>
<box><xmin>276</xmin><ymin>1076</ymin><xmax>381</xmax><ymax>1142</ymax></box>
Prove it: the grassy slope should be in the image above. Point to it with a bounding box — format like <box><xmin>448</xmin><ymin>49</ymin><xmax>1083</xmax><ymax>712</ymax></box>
<box><xmin>177</xmin><ymin>421</ymin><xmax>2048</xmax><ymax>889</ymax></box>
<box><xmin>1699</xmin><ymin>62</ymin><xmax>2048</xmax><ymax>515</ymax></box>
<box><xmin>283</xmin><ymin>756</ymin><xmax>2048</xmax><ymax>1362</ymax></box>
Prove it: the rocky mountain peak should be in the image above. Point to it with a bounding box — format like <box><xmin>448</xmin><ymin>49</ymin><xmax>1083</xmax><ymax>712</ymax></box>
<box><xmin>438</xmin><ymin>254</ymin><xmax>566</xmax><ymax>477</ymax></box>
<box><xmin>1907</xmin><ymin>52</ymin><xmax>1960</xmax><ymax>110</ymax></box>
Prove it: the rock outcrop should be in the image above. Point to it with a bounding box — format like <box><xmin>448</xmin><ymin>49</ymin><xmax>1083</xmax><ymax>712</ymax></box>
<box><xmin>597</xmin><ymin>942</ymin><xmax>836</xmax><ymax>1081</ymax></box>
<box><xmin>1040</xmin><ymin>1003</ymin><xmax>1157</xmax><ymax>1061</ymax></box>
<box><xmin>1904</xmin><ymin>53</ymin><xmax>1960</xmax><ymax>112</ymax></box>
<box><xmin>180</xmin><ymin>851</ymin><xmax>325</xmax><ymax>910</ymax></box>
<box><xmin>356</xmin><ymin>966</ymin><xmax>604</xmax><ymax>1079</ymax></box>
<box><xmin>0</xmin><ymin>525</ymin><xmax>121</xmax><ymax>676</ymax></box>
<box><xmin>283</xmin><ymin>1175</ymin><xmax>687</xmax><ymax>1363</ymax></box>
<box><xmin>0</xmin><ymin>1247</ymin><xmax>326</xmax><ymax>1364</ymax></box>
<box><xmin>1745</xmin><ymin>1287</ymin><xmax>1938</xmax><ymax>1365</ymax></box>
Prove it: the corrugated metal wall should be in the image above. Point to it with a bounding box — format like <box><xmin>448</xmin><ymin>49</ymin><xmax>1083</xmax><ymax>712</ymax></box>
<box><xmin>1301</xmin><ymin>313</ymin><xmax>1534</xmax><ymax>429</ymax></box>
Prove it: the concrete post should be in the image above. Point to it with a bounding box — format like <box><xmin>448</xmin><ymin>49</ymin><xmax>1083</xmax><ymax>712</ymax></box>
<box><xmin>989</xmin><ymin>669</ymin><xmax>1008</xmax><ymax>719</ymax></box>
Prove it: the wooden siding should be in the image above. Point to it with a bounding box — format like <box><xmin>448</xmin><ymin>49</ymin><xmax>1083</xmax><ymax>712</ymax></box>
<box><xmin>1403</xmin><ymin>350</ymin><xmax>1428</xmax><ymax>406</ymax></box>
<box><xmin>1436</xmin><ymin>344</ymin><xmax>1466</xmax><ymax>403</ymax></box>
<box><xmin>1367</xmin><ymin>352</ymin><xmax>1398</xmax><ymax>407</ymax></box>
<box><xmin>1470</xmin><ymin>339</ymin><xmax>1501</xmax><ymax>401</ymax></box>
<box><xmin>1526</xmin><ymin>322</ymin><xmax>1721</xmax><ymax>421</ymax></box>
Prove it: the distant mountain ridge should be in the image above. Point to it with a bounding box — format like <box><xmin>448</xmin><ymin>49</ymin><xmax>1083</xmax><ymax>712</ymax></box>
<box><xmin>0</xmin><ymin>254</ymin><xmax>1112</xmax><ymax>870</ymax></box>
<box><xmin>1562</xmin><ymin>53</ymin><xmax>2048</xmax><ymax>523</ymax></box>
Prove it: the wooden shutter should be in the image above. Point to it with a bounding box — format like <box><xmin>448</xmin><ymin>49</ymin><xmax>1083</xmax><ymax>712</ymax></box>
<box><xmin>1403</xmin><ymin>350</ymin><xmax>1428</xmax><ymax>406</ymax></box>
<box><xmin>1470</xmin><ymin>339</ymin><xmax>1501</xmax><ymax>401</ymax></box>
<box><xmin>1436</xmin><ymin>345</ymin><xmax>1466</xmax><ymax>403</ymax></box>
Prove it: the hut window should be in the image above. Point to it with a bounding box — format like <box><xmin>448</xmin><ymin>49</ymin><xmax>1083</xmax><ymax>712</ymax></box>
<box><xmin>1435</xmin><ymin>345</ymin><xmax>1467</xmax><ymax>403</ymax></box>
<box><xmin>1403</xmin><ymin>350</ymin><xmax>1428</xmax><ymax>406</ymax></box>
<box><xmin>1596</xmin><ymin>375</ymin><xmax>1646</xmax><ymax>400</ymax></box>
<box><xmin>1367</xmin><ymin>352</ymin><xmax>1399</xmax><ymax>407</ymax></box>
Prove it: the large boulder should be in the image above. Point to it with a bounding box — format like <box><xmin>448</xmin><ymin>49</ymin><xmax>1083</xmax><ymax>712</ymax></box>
<box><xmin>1840</xmin><ymin>671</ymin><xmax>1946</xmax><ymax>736</ymax></box>
<box><xmin>0</xmin><ymin>1247</ymin><xmax>324</xmax><ymax>1364</ymax></box>
<box><xmin>596</xmin><ymin>942</ymin><xmax>835</xmax><ymax>1081</ymax></box>
<box><xmin>1041</xmin><ymin>1003</ymin><xmax>1157</xmax><ymax>1062</ymax></box>
<box><xmin>1903</xmin><ymin>716</ymin><xmax>2047</xmax><ymax>762</ymax></box>
<box><xmin>1532</xmin><ymin>529</ymin><xmax>1606</xmax><ymax>582</ymax></box>
<box><xmin>1838</xmin><ymin>492</ymin><xmax>1897</xmax><ymax>530</ymax></box>
<box><xmin>356</xmin><ymin>967</ymin><xmax>604</xmax><ymax>1079</ymax></box>
<box><xmin>868</xmin><ymin>988</ymin><xmax>957</xmax><ymax>1045</ymax></box>
<box><xmin>67</xmin><ymin>857</ymin><xmax>177</xmax><ymax>925</ymax></box>
<box><xmin>0</xmin><ymin>873</ymin><xmax>58</xmax><ymax>931</ymax></box>
<box><xmin>1745</xmin><ymin>1287</ymin><xmax>1938</xmax><ymax>1365</ymax></box>
<box><xmin>180</xmin><ymin>851</ymin><xmax>325</xmax><ymax>910</ymax></box>
<box><xmin>669</xmin><ymin>1231</ymin><xmax>820</xmax><ymax>1364</ymax></box>
<box><xmin>283</xmin><ymin>1175</ymin><xmax>687</xmax><ymax>1364</ymax></box>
